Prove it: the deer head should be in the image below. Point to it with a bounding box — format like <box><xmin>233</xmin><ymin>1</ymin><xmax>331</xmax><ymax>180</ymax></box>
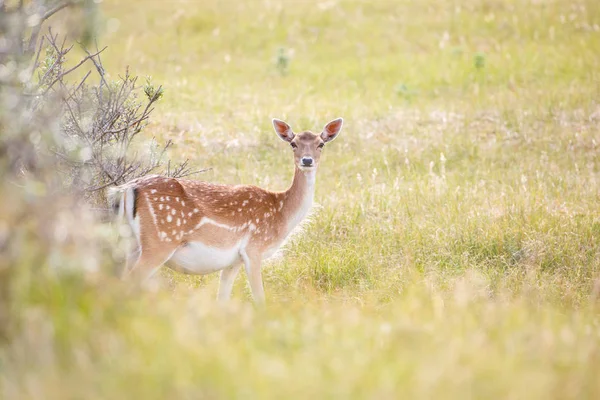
<box><xmin>272</xmin><ymin>118</ymin><xmax>343</xmax><ymax>171</ymax></box>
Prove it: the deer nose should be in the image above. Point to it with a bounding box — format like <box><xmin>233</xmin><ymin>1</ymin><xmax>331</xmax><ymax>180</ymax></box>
<box><xmin>301</xmin><ymin>157</ymin><xmax>313</xmax><ymax>166</ymax></box>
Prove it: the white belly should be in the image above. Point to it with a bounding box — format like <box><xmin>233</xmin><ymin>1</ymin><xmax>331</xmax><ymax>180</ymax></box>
<box><xmin>169</xmin><ymin>241</ymin><xmax>241</xmax><ymax>275</ymax></box>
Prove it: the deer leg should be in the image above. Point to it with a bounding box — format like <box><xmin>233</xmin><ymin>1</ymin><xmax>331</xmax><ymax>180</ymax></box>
<box><xmin>122</xmin><ymin>243</ymin><xmax>141</xmax><ymax>278</ymax></box>
<box><xmin>217</xmin><ymin>263</ymin><xmax>242</xmax><ymax>302</ymax></box>
<box><xmin>241</xmin><ymin>249</ymin><xmax>265</xmax><ymax>305</ymax></box>
<box><xmin>123</xmin><ymin>246</ymin><xmax>175</xmax><ymax>283</ymax></box>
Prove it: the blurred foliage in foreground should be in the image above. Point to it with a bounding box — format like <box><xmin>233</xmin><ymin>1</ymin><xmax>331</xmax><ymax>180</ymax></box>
<box><xmin>0</xmin><ymin>0</ymin><xmax>186</xmax><ymax>342</ymax></box>
<box><xmin>2</xmin><ymin>0</ymin><xmax>600</xmax><ymax>398</ymax></box>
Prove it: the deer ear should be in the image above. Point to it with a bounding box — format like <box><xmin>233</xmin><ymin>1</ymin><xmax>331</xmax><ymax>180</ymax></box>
<box><xmin>272</xmin><ymin>118</ymin><xmax>294</xmax><ymax>142</ymax></box>
<box><xmin>321</xmin><ymin>117</ymin><xmax>343</xmax><ymax>143</ymax></box>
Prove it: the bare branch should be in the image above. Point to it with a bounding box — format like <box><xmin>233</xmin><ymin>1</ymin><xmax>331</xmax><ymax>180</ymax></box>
<box><xmin>27</xmin><ymin>1</ymin><xmax>78</xmax><ymax>54</ymax></box>
<box><xmin>81</xmin><ymin>43</ymin><xmax>108</xmax><ymax>88</ymax></box>
<box><xmin>41</xmin><ymin>46</ymin><xmax>107</xmax><ymax>95</ymax></box>
<box><xmin>64</xmin><ymin>70</ymin><xmax>91</xmax><ymax>102</ymax></box>
<box><xmin>30</xmin><ymin>35</ymin><xmax>46</xmax><ymax>79</ymax></box>
<box><xmin>18</xmin><ymin>30</ymin><xmax>204</xmax><ymax>206</ymax></box>
<box><xmin>42</xmin><ymin>1</ymin><xmax>76</xmax><ymax>21</ymax></box>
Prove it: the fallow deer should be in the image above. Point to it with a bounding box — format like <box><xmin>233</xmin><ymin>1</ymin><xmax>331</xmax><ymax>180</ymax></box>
<box><xmin>109</xmin><ymin>118</ymin><xmax>343</xmax><ymax>303</ymax></box>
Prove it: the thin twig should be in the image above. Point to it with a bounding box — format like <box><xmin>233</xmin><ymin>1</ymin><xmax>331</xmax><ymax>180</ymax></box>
<box><xmin>178</xmin><ymin>167</ymin><xmax>212</xmax><ymax>178</ymax></box>
<box><xmin>29</xmin><ymin>2</ymin><xmax>77</xmax><ymax>54</ymax></box>
<box><xmin>81</xmin><ymin>43</ymin><xmax>108</xmax><ymax>88</ymax></box>
<box><xmin>42</xmin><ymin>46</ymin><xmax>107</xmax><ymax>95</ymax></box>
<box><xmin>30</xmin><ymin>35</ymin><xmax>45</xmax><ymax>79</ymax></box>
<box><xmin>42</xmin><ymin>1</ymin><xmax>76</xmax><ymax>21</ymax></box>
<box><xmin>64</xmin><ymin>70</ymin><xmax>91</xmax><ymax>102</ymax></box>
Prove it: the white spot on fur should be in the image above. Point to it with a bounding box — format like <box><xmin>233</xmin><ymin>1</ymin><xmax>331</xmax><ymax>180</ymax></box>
<box><xmin>177</xmin><ymin>218</ymin><xmax>181</xmax><ymax>226</ymax></box>
<box><xmin>171</xmin><ymin>209</ymin><xmax>176</xmax><ymax>215</ymax></box>
<box><xmin>167</xmin><ymin>215</ymin><xmax>172</xmax><ymax>222</ymax></box>
<box><xmin>160</xmin><ymin>197</ymin><xmax>165</xmax><ymax>201</ymax></box>
<box><xmin>159</xmin><ymin>204</ymin><xmax>163</xmax><ymax>210</ymax></box>
<box><xmin>151</xmin><ymin>189</ymin><xmax>157</xmax><ymax>194</ymax></box>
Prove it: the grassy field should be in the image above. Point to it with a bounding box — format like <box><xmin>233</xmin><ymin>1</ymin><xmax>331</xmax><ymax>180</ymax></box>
<box><xmin>3</xmin><ymin>0</ymin><xmax>600</xmax><ymax>398</ymax></box>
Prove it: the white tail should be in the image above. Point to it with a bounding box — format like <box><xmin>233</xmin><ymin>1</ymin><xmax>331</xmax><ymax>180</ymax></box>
<box><xmin>110</xmin><ymin>118</ymin><xmax>343</xmax><ymax>303</ymax></box>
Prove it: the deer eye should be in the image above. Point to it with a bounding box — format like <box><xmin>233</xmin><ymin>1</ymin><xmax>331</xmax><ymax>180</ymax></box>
<box><xmin>317</xmin><ymin>143</ymin><xmax>325</xmax><ymax>149</ymax></box>
<box><xmin>290</xmin><ymin>142</ymin><xmax>298</xmax><ymax>149</ymax></box>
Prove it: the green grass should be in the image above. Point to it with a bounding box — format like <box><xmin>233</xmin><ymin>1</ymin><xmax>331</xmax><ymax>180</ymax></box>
<box><xmin>3</xmin><ymin>0</ymin><xmax>600</xmax><ymax>398</ymax></box>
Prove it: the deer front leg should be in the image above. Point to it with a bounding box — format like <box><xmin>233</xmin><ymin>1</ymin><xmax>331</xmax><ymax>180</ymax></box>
<box><xmin>240</xmin><ymin>249</ymin><xmax>265</xmax><ymax>305</ymax></box>
<box><xmin>217</xmin><ymin>263</ymin><xmax>242</xmax><ymax>302</ymax></box>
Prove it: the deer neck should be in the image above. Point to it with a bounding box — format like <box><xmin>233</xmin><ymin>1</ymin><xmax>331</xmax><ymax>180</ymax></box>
<box><xmin>281</xmin><ymin>166</ymin><xmax>316</xmax><ymax>234</ymax></box>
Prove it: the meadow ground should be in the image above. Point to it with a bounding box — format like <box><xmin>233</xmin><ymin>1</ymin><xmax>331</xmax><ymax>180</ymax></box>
<box><xmin>2</xmin><ymin>0</ymin><xmax>600</xmax><ymax>398</ymax></box>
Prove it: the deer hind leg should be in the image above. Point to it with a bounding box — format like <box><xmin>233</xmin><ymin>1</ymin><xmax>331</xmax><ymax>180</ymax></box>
<box><xmin>217</xmin><ymin>263</ymin><xmax>242</xmax><ymax>302</ymax></box>
<box><xmin>122</xmin><ymin>235</ymin><xmax>177</xmax><ymax>282</ymax></box>
<box><xmin>120</xmin><ymin>187</ymin><xmax>178</xmax><ymax>283</ymax></box>
<box><xmin>122</xmin><ymin>242</ymin><xmax>142</xmax><ymax>278</ymax></box>
<box><xmin>120</xmin><ymin>223</ymin><xmax>167</xmax><ymax>281</ymax></box>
